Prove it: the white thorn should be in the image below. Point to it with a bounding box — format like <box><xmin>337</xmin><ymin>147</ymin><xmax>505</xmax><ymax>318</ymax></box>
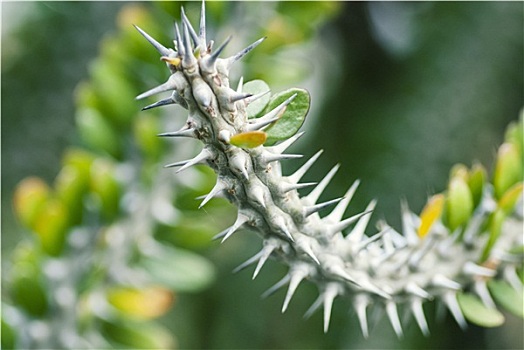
<box><xmin>288</xmin><ymin>150</ymin><xmax>323</xmax><ymax>184</ymax></box>
<box><xmin>325</xmin><ymin>180</ymin><xmax>360</xmax><ymax>223</ymax></box>
<box><xmin>262</xmin><ymin>152</ymin><xmax>303</xmax><ymax>164</ymax></box>
<box><xmin>303</xmin><ymin>295</ymin><xmax>323</xmax><ymax>320</ymax></box>
<box><xmin>261</xmin><ymin>274</ymin><xmax>290</xmax><ymax>299</ymax></box>
<box><xmin>180</xmin><ymin>7</ymin><xmax>199</xmax><ymax>47</ymax></box>
<box><xmin>199</xmin><ymin>0</ymin><xmax>206</xmax><ymax>49</ymax></box>
<box><xmin>252</xmin><ymin>244</ymin><xmax>275</xmax><ymax>279</ymax></box>
<box><xmin>229</xmin><ymin>91</ymin><xmax>253</xmax><ymax>103</ymax></box>
<box><xmin>354</xmin><ymin>294</ymin><xmax>370</xmax><ymax>338</ymax></box>
<box><xmin>474</xmin><ymin>280</ymin><xmax>496</xmax><ymax>309</ymax></box>
<box><xmin>133</xmin><ymin>25</ymin><xmax>172</xmax><ymax>56</ymax></box>
<box><xmin>233</xmin><ymin>250</ymin><xmax>264</xmax><ymax>274</ymax></box>
<box><xmin>432</xmin><ymin>274</ymin><xmax>462</xmax><ymax>290</ymax></box>
<box><xmin>411</xmin><ymin>299</ymin><xmax>430</xmax><ymax>336</ymax></box>
<box><xmin>250</xmin><ymin>185</ymin><xmax>266</xmax><ymax>208</ymax></box>
<box><xmin>331</xmin><ymin>210</ymin><xmax>373</xmax><ymax>236</ymax></box>
<box><xmin>355</xmin><ymin>227</ymin><xmax>389</xmax><ymax>252</ymax></box>
<box><xmin>386</xmin><ymin>301</ymin><xmax>403</xmax><ymax>338</ymax></box>
<box><xmin>405</xmin><ymin>282</ymin><xmax>432</xmax><ymax>300</ymax></box>
<box><xmin>295</xmin><ymin>237</ymin><xmax>320</xmax><ymax>265</ymax></box>
<box><xmin>401</xmin><ymin>200</ymin><xmax>420</xmax><ymax>246</ymax></box>
<box><xmin>257</xmin><ymin>93</ymin><xmax>297</xmax><ymax>124</ymax></box>
<box><xmin>221</xmin><ymin>214</ymin><xmax>249</xmax><ymax>243</ymax></box>
<box><xmin>229</xmin><ymin>152</ymin><xmax>249</xmax><ymax>180</ymax></box>
<box><xmin>281</xmin><ymin>182</ymin><xmax>317</xmax><ymax>193</ymax></box>
<box><xmin>345</xmin><ymin>201</ymin><xmax>376</xmax><ymax>243</ymax></box>
<box><xmin>245</xmin><ymin>90</ymin><xmax>270</xmax><ymax>105</ymax></box>
<box><xmin>226</xmin><ymin>36</ymin><xmax>266</xmax><ymax>67</ymax></box>
<box><xmin>463</xmin><ymin>261</ymin><xmax>496</xmax><ymax>278</ymax></box>
<box><xmin>504</xmin><ymin>265</ymin><xmax>523</xmax><ymax>291</ymax></box>
<box><xmin>236</xmin><ymin>76</ymin><xmax>244</xmax><ymax>93</ymax></box>
<box><xmin>408</xmin><ymin>235</ymin><xmax>437</xmax><ymax>269</ymax></box>
<box><xmin>158</xmin><ymin>127</ymin><xmax>196</xmax><ymax>138</ymax></box>
<box><xmin>266</xmin><ymin>131</ymin><xmax>305</xmax><ymax>155</ymax></box>
<box><xmin>174</xmin><ymin>148</ymin><xmax>213</xmax><ymax>173</ymax></box>
<box><xmin>136</xmin><ymin>73</ymin><xmax>183</xmax><ymax>100</ymax></box>
<box><xmin>246</xmin><ymin>115</ymin><xmax>280</xmax><ymax>132</ymax></box>
<box><xmin>199</xmin><ymin>179</ymin><xmax>226</xmax><ymax>208</ymax></box>
<box><xmin>306</xmin><ymin>164</ymin><xmax>340</xmax><ymax>204</ymax></box>
<box><xmin>444</xmin><ymin>292</ymin><xmax>467</xmax><ymax>330</ymax></box>
<box><xmin>282</xmin><ymin>268</ymin><xmax>308</xmax><ymax>313</ymax></box>
<box><xmin>304</xmin><ymin>197</ymin><xmax>343</xmax><ymax>217</ymax></box>
<box><xmin>323</xmin><ymin>284</ymin><xmax>339</xmax><ymax>333</ymax></box>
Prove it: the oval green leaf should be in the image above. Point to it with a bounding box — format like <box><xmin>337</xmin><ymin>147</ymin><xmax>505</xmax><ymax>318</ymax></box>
<box><xmin>262</xmin><ymin>88</ymin><xmax>310</xmax><ymax>146</ymax></box>
<box><xmin>243</xmin><ymin>79</ymin><xmax>270</xmax><ymax>119</ymax></box>
<box><xmin>457</xmin><ymin>292</ymin><xmax>505</xmax><ymax>327</ymax></box>
<box><xmin>138</xmin><ymin>244</ymin><xmax>215</xmax><ymax>293</ymax></box>
<box><xmin>488</xmin><ymin>279</ymin><xmax>524</xmax><ymax>318</ymax></box>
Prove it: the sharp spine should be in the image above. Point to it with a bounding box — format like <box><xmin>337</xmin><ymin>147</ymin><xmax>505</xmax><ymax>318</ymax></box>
<box><xmin>263</xmin><ymin>152</ymin><xmax>303</xmax><ymax>163</ymax></box>
<box><xmin>256</xmin><ymin>93</ymin><xmax>297</xmax><ymax>125</ymax></box>
<box><xmin>405</xmin><ymin>282</ymin><xmax>431</xmax><ymax>299</ymax></box>
<box><xmin>431</xmin><ymin>274</ymin><xmax>461</xmax><ymax>290</ymax></box>
<box><xmin>281</xmin><ymin>182</ymin><xmax>317</xmax><ymax>193</ymax></box>
<box><xmin>175</xmin><ymin>22</ymin><xmax>184</xmax><ymax>56</ymax></box>
<box><xmin>246</xmin><ymin>115</ymin><xmax>280</xmax><ymax>132</ymax></box>
<box><xmin>463</xmin><ymin>261</ymin><xmax>496</xmax><ymax>277</ymax></box>
<box><xmin>331</xmin><ymin>210</ymin><xmax>372</xmax><ymax>236</ymax></box>
<box><xmin>266</xmin><ymin>131</ymin><xmax>305</xmax><ymax>155</ymax></box>
<box><xmin>345</xmin><ymin>201</ymin><xmax>376</xmax><ymax>243</ymax></box>
<box><xmin>304</xmin><ymin>197</ymin><xmax>344</xmax><ymax>217</ymax></box>
<box><xmin>261</xmin><ymin>274</ymin><xmax>290</xmax><ymax>299</ymax></box>
<box><xmin>221</xmin><ymin>214</ymin><xmax>249</xmax><ymax>243</ymax></box>
<box><xmin>181</xmin><ymin>21</ymin><xmax>197</xmax><ymax>66</ymax></box>
<box><xmin>411</xmin><ymin>299</ymin><xmax>430</xmax><ymax>336</ymax></box>
<box><xmin>355</xmin><ymin>228</ymin><xmax>389</xmax><ymax>252</ymax></box>
<box><xmin>233</xmin><ymin>250</ymin><xmax>265</xmax><ymax>274</ymax></box>
<box><xmin>229</xmin><ymin>92</ymin><xmax>253</xmax><ymax>103</ymax></box>
<box><xmin>199</xmin><ymin>0</ymin><xmax>206</xmax><ymax>49</ymax></box>
<box><xmin>282</xmin><ymin>268</ymin><xmax>308</xmax><ymax>312</ymax></box>
<box><xmin>227</xmin><ymin>37</ymin><xmax>266</xmax><ymax>67</ymax></box>
<box><xmin>474</xmin><ymin>280</ymin><xmax>496</xmax><ymax>308</ymax></box>
<box><xmin>158</xmin><ymin>127</ymin><xmax>196</xmax><ymax>138</ymax></box>
<box><xmin>245</xmin><ymin>90</ymin><xmax>270</xmax><ymax>105</ymax></box>
<box><xmin>444</xmin><ymin>292</ymin><xmax>467</xmax><ymax>330</ymax></box>
<box><xmin>401</xmin><ymin>200</ymin><xmax>420</xmax><ymax>246</ymax></box>
<box><xmin>386</xmin><ymin>301</ymin><xmax>403</xmax><ymax>338</ymax></box>
<box><xmin>133</xmin><ymin>25</ymin><xmax>172</xmax><ymax>56</ymax></box>
<box><xmin>199</xmin><ymin>179</ymin><xmax>226</xmax><ymax>208</ymax></box>
<box><xmin>323</xmin><ymin>284</ymin><xmax>339</xmax><ymax>333</ymax></box>
<box><xmin>252</xmin><ymin>244</ymin><xmax>276</xmax><ymax>279</ymax></box>
<box><xmin>288</xmin><ymin>150</ymin><xmax>323</xmax><ymax>184</ymax></box>
<box><xmin>236</xmin><ymin>76</ymin><xmax>244</xmax><ymax>93</ymax></box>
<box><xmin>306</xmin><ymin>164</ymin><xmax>340</xmax><ymax>204</ymax></box>
<box><xmin>325</xmin><ymin>180</ymin><xmax>360</xmax><ymax>223</ymax></box>
<box><xmin>181</xmin><ymin>7</ymin><xmax>199</xmax><ymax>46</ymax></box>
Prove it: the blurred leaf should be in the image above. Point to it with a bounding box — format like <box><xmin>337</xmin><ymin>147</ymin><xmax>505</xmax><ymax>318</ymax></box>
<box><xmin>498</xmin><ymin>182</ymin><xmax>523</xmax><ymax>215</ymax></box>
<box><xmin>33</xmin><ymin>198</ymin><xmax>69</xmax><ymax>256</ymax></box>
<box><xmin>467</xmin><ymin>163</ymin><xmax>486</xmax><ymax>209</ymax></box>
<box><xmin>107</xmin><ymin>286</ymin><xmax>174</xmax><ymax>320</ymax></box>
<box><xmin>134</xmin><ymin>114</ymin><xmax>163</xmax><ymax>160</ymax></box>
<box><xmin>457</xmin><ymin>292</ymin><xmax>505</xmax><ymax>327</ymax></box>
<box><xmin>493</xmin><ymin>143</ymin><xmax>522</xmax><ymax>200</ymax></box>
<box><xmin>488</xmin><ymin>279</ymin><xmax>524</xmax><ymax>318</ymax></box>
<box><xmin>13</xmin><ymin>177</ymin><xmax>51</xmax><ymax>229</ymax></box>
<box><xmin>481</xmin><ymin>209</ymin><xmax>506</xmax><ymax>262</ymax></box>
<box><xmin>263</xmin><ymin>88</ymin><xmax>310</xmax><ymax>145</ymax></box>
<box><xmin>445</xmin><ymin>176</ymin><xmax>473</xmax><ymax>231</ymax></box>
<box><xmin>101</xmin><ymin>318</ymin><xmax>175</xmax><ymax>349</ymax></box>
<box><xmin>90</xmin><ymin>159</ymin><xmax>121</xmax><ymax>221</ymax></box>
<box><xmin>54</xmin><ymin>165</ymin><xmax>89</xmax><ymax>226</ymax></box>
<box><xmin>230</xmin><ymin>131</ymin><xmax>267</xmax><ymax>149</ymax></box>
<box><xmin>504</xmin><ymin>114</ymin><xmax>523</xmax><ymax>159</ymax></box>
<box><xmin>139</xmin><ymin>244</ymin><xmax>215</xmax><ymax>293</ymax></box>
<box><xmin>1</xmin><ymin>317</ymin><xmax>16</xmax><ymax>349</ymax></box>
<box><xmin>243</xmin><ymin>80</ymin><xmax>270</xmax><ymax>119</ymax></box>
<box><xmin>76</xmin><ymin>107</ymin><xmax>122</xmax><ymax>158</ymax></box>
<box><xmin>418</xmin><ymin>194</ymin><xmax>444</xmax><ymax>238</ymax></box>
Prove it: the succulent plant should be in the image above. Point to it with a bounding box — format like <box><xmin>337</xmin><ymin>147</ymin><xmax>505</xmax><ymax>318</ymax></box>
<box><xmin>135</xmin><ymin>1</ymin><xmax>523</xmax><ymax>337</ymax></box>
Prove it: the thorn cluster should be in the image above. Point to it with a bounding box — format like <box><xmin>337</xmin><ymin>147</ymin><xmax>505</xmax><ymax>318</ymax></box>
<box><xmin>136</xmin><ymin>1</ymin><xmax>523</xmax><ymax>336</ymax></box>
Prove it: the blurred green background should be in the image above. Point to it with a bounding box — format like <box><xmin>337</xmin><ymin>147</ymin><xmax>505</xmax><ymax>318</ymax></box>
<box><xmin>2</xmin><ymin>1</ymin><xmax>522</xmax><ymax>349</ymax></box>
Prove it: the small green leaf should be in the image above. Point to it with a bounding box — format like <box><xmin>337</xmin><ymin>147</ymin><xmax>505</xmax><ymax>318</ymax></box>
<box><xmin>457</xmin><ymin>292</ymin><xmax>505</xmax><ymax>327</ymax></box>
<box><xmin>138</xmin><ymin>244</ymin><xmax>215</xmax><ymax>293</ymax></box>
<box><xmin>243</xmin><ymin>80</ymin><xmax>270</xmax><ymax>119</ymax></box>
<box><xmin>445</xmin><ymin>176</ymin><xmax>473</xmax><ymax>231</ymax></box>
<box><xmin>263</xmin><ymin>88</ymin><xmax>310</xmax><ymax>145</ymax></box>
<box><xmin>488</xmin><ymin>279</ymin><xmax>524</xmax><ymax>318</ymax></box>
<box><xmin>493</xmin><ymin>143</ymin><xmax>522</xmax><ymax>199</ymax></box>
<box><xmin>468</xmin><ymin>163</ymin><xmax>486</xmax><ymax>209</ymax></box>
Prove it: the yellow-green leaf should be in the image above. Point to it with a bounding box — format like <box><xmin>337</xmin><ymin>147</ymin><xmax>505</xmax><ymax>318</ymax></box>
<box><xmin>230</xmin><ymin>131</ymin><xmax>267</xmax><ymax>148</ymax></box>
<box><xmin>498</xmin><ymin>182</ymin><xmax>523</xmax><ymax>214</ymax></box>
<box><xmin>13</xmin><ymin>177</ymin><xmax>51</xmax><ymax>230</ymax></box>
<box><xmin>446</xmin><ymin>176</ymin><xmax>474</xmax><ymax>231</ymax></box>
<box><xmin>468</xmin><ymin>163</ymin><xmax>486</xmax><ymax>209</ymax></box>
<box><xmin>481</xmin><ymin>209</ymin><xmax>506</xmax><ymax>262</ymax></box>
<box><xmin>107</xmin><ymin>286</ymin><xmax>174</xmax><ymax>320</ymax></box>
<box><xmin>418</xmin><ymin>194</ymin><xmax>445</xmax><ymax>238</ymax></box>
<box><xmin>33</xmin><ymin>198</ymin><xmax>69</xmax><ymax>256</ymax></box>
<box><xmin>493</xmin><ymin>143</ymin><xmax>522</xmax><ymax>199</ymax></box>
<box><xmin>457</xmin><ymin>292</ymin><xmax>505</xmax><ymax>327</ymax></box>
<box><xmin>488</xmin><ymin>279</ymin><xmax>524</xmax><ymax>318</ymax></box>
